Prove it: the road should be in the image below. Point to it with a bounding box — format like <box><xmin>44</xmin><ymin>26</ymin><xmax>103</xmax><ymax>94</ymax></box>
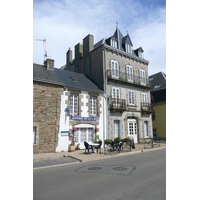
<box><xmin>33</xmin><ymin>148</ymin><xmax>166</xmax><ymax>200</ymax></box>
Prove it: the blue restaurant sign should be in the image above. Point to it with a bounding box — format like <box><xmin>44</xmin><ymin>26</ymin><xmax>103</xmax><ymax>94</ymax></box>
<box><xmin>69</xmin><ymin>116</ymin><xmax>99</xmax><ymax>121</ymax></box>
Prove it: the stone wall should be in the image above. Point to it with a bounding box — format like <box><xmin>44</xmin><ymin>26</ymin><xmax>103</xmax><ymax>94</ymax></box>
<box><xmin>33</xmin><ymin>81</ymin><xmax>63</xmax><ymax>154</ymax></box>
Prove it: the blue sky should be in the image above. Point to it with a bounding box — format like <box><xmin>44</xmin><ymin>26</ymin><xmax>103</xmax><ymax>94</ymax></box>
<box><xmin>33</xmin><ymin>0</ymin><xmax>166</xmax><ymax>75</ymax></box>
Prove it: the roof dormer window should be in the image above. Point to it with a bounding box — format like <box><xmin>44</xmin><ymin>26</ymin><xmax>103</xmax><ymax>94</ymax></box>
<box><xmin>138</xmin><ymin>51</ymin><xmax>143</xmax><ymax>58</ymax></box>
<box><xmin>110</xmin><ymin>39</ymin><xmax>117</xmax><ymax>48</ymax></box>
<box><xmin>125</xmin><ymin>43</ymin><xmax>132</xmax><ymax>54</ymax></box>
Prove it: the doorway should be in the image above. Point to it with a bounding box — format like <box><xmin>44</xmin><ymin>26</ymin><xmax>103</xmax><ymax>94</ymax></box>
<box><xmin>127</xmin><ymin>119</ymin><xmax>138</xmax><ymax>143</ymax></box>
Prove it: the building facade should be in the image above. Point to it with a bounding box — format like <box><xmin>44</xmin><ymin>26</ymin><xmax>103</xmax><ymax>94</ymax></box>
<box><xmin>149</xmin><ymin>72</ymin><xmax>166</xmax><ymax>140</ymax></box>
<box><xmin>63</xmin><ymin>25</ymin><xmax>153</xmax><ymax>143</ymax></box>
<box><xmin>33</xmin><ymin>59</ymin><xmax>104</xmax><ymax>153</ymax></box>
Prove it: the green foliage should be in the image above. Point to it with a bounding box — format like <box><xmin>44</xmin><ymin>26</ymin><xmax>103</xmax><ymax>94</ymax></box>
<box><xmin>114</xmin><ymin>137</ymin><xmax>120</xmax><ymax>143</ymax></box>
<box><xmin>104</xmin><ymin>139</ymin><xmax>110</xmax><ymax>145</ymax></box>
<box><xmin>123</xmin><ymin>137</ymin><xmax>131</xmax><ymax>142</ymax></box>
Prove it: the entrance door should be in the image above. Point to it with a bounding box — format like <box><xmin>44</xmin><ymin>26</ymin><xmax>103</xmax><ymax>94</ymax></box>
<box><xmin>114</xmin><ymin>120</ymin><xmax>120</xmax><ymax>138</ymax></box>
<box><xmin>144</xmin><ymin>121</ymin><xmax>149</xmax><ymax>138</ymax></box>
<box><xmin>127</xmin><ymin>119</ymin><xmax>138</xmax><ymax>143</ymax></box>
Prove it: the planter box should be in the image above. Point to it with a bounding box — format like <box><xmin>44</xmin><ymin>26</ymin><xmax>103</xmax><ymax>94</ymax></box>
<box><xmin>69</xmin><ymin>146</ymin><xmax>75</xmax><ymax>152</ymax></box>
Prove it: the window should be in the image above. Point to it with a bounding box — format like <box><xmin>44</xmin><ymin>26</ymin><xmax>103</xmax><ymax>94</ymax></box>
<box><xmin>90</xmin><ymin>97</ymin><xmax>97</xmax><ymax>116</ymax></box>
<box><xmin>114</xmin><ymin>120</ymin><xmax>120</xmax><ymax>138</ymax></box>
<box><xmin>125</xmin><ymin>44</ymin><xmax>132</xmax><ymax>54</ymax></box>
<box><xmin>144</xmin><ymin>121</ymin><xmax>149</xmax><ymax>137</ymax></box>
<box><xmin>110</xmin><ymin>39</ymin><xmax>117</xmax><ymax>48</ymax></box>
<box><xmin>127</xmin><ymin>65</ymin><xmax>133</xmax><ymax>82</ymax></box>
<box><xmin>75</xmin><ymin>129</ymin><xmax>79</xmax><ymax>143</ymax></box>
<box><xmin>33</xmin><ymin>124</ymin><xmax>39</xmax><ymax>145</ymax></box>
<box><xmin>88</xmin><ymin>128</ymin><xmax>93</xmax><ymax>142</ymax></box>
<box><xmin>154</xmin><ymin>84</ymin><xmax>161</xmax><ymax>89</ymax></box>
<box><xmin>70</xmin><ymin>94</ymin><xmax>78</xmax><ymax>115</ymax></box>
<box><xmin>80</xmin><ymin>128</ymin><xmax>87</xmax><ymax>143</ymax></box>
<box><xmin>70</xmin><ymin>75</ymin><xmax>78</xmax><ymax>82</ymax></box>
<box><xmin>138</xmin><ymin>51</ymin><xmax>143</xmax><ymax>58</ymax></box>
<box><xmin>140</xmin><ymin>69</ymin><xmax>146</xmax><ymax>85</ymax></box>
<box><xmin>128</xmin><ymin>91</ymin><xmax>135</xmax><ymax>105</ymax></box>
<box><xmin>33</xmin><ymin>127</ymin><xmax>36</xmax><ymax>144</ymax></box>
<box><xmin>142</xmin><ymin>93</ymin><xmax>147</xmax><ymax>103</ymax></box>
<box><xmin>112</xmin><ymin>87</ymin><xmax>120</xmax><ymax>99</ymax></box>
<box><xmin>111</xmin><ymin>60</ymin><xmax>119</xmax><ymax>78</ymax></box>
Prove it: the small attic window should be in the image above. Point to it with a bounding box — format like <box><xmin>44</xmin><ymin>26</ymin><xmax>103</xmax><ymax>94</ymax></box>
<box><xmin>138</xmin><ymin>51</ymin><xmax>143</xmax><ymax>58</ymax></box>
<box><xmin>125</xmin><ymin>44</ymin><xmax>132</xmax><ymax>54</ymax></box>
<box><xmin>154</xmin><ymin>84</ymin><xmax>161</xmax><ymax>89</ymax></box>
<box><xmin>110</xmin><ymin>39</ymin><xmax>117</xmax><ymax>48</ymax></box>
<box><xmin>149</xmin><ymin>77</ymin><xmax>154</xmax><ymax>81</ymax></box>
<box><xmin>70</xmin><ymin>75</ymin><xmax>78</xmax><ymax>82</ymax></box>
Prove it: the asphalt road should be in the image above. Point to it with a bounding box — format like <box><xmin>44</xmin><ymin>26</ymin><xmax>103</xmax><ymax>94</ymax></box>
<box><xmin>33</xmin><ymin>148</ymin><xmax>166</xmax><ymax>200</ymax></box>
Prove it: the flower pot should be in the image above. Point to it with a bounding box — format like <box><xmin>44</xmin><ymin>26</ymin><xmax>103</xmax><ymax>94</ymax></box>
<box><xmin>69</xmin><ymin>145</ymin><xmax>75</xmax><ymax>152</ymax></box>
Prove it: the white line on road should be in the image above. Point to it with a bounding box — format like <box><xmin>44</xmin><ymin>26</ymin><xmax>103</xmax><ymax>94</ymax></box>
<box><xmin>33</xmin><ymin>161</ymin><xmax>80</xmax><ymax>171</ymax></box>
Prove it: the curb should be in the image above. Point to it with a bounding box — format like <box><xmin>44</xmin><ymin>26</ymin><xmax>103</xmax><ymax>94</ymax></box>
<box><xmin>67</xmin><ymin>155</ymin><xmax>82</xmax><ymax>162</ymax></box>
<box><xmin>68</xmin><ymin>146</ymin><xmax>166</xmax><ymax>163</ymax></box>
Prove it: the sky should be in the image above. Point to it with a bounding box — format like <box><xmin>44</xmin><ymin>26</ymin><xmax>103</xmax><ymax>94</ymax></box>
<box><xmin>33</xmin><ymin>0</ymin><xmax>166</xmax><ymax>76</ymax></box>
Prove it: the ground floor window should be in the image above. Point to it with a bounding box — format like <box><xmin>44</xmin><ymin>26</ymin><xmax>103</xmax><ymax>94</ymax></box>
<box><xmin>144</xmin><ymin>121</ymin><xmax>149</xmax><ymax>137</ymax></box>
<box><xmin>33</xmin><ymin>127</ymin><xmax>36</xmax><ymax>144</ymax></box>
<box><xmin>33</xmin><ymin>125</ymin><xmax>39</xmax><ymax>145</ymax></box>
<box><xmin>74</xmin><ymin>127</ymin><xmax>94</xmax><ymax>147</ymax></box>
<box><xmin>114</xmin><ymin>120</ymin><xmax>120</xmax><ymax>138</ymax></box>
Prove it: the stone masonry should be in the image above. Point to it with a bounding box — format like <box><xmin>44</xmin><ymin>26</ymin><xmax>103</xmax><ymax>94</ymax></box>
<box><xmin>33</xmin><ymin>81</ymin><xmax>63</xmax><ymax>153</ymax></box>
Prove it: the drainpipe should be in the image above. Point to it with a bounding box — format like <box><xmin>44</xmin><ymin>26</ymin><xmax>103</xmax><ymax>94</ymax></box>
<box><xmin>104</xmin><ymin>48</ymin><xmax>110</xmax><ymax>154</ymax></box>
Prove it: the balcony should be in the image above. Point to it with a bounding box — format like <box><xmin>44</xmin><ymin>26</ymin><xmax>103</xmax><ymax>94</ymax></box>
<box><xmin>107</xmin><ymin>70</ymin><xmax>150</xmax><ymax>88</ymax></box>
<box><xmin>141</xmin><ymin>102</ymin><xmax>153</xmax><ymax>113</ymax></box>
<box><xmin>109</xmin><ymin>98</ymin><xmax>126</xmax><ymax>111</ymax></box>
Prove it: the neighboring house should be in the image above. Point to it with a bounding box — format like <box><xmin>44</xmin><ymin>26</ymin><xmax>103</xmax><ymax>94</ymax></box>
<box><xmin>149</xmin><ymin>72</ymin><xmax>166</xmax><ymax>141</ymax></box>
<box><xmin>33</xmin><ymin>58</ymin><xmax>104</xmax><ymax>153</ymax></box>
<box><xmin>62</xmin><ymin>24</ymin><xmax>153</xmax><ymax>143</ymax></box>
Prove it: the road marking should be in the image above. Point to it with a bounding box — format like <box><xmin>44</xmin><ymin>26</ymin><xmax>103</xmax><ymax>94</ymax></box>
<box><xmin>33</xmin><ymin>161</ymin><xmax>79</xmax><ymax>171</ymax></box>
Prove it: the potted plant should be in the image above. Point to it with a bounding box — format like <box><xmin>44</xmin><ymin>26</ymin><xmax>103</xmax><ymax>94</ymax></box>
<box><xmin>123</xmin><ymin>137</ymin><xmax>130</xmax><ymax>142</ymax></box>
<box><xmin>75</xmin><ymin>143</ymin><xmax>80</xmax><ymax>150</ymax></box>
<box><xmin>69</xmin><ymin>127</ymin><xmax>76</xmax><ymax>152</ymax></box>
<box><xmin>114</xmin><ymin>137</ymin><xmax>120</xmax><ymax>144</ymax></box>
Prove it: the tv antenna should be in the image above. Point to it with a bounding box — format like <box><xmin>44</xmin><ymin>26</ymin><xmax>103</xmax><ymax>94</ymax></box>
<box><xmin>34</xmin><ymin>37</ymin><xmax>47</xmax><ymax>64</ymax></box>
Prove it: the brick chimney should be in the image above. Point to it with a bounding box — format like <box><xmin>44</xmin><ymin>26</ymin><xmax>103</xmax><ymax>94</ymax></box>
<box><xmin>66</xmin><ymin>47</ymin><xmax>72</xmax><ymax>68</ymax></box>
<box><xmin>45</xmin><ymin>58</ymin><xmax>54</xmax><ymax>71</ymax></box>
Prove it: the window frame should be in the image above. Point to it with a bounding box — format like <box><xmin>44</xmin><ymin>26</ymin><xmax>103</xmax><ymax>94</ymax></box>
<box><xmin>70</xmin><ymin>94</ymin><xmax>78</xmax><ymax>115</ymax></box>
<box><xmin>90</xmin><ymin>96</ymin><xmax>97</xmax><ymax>116</ymax></box>
<box><xmin>126</xmin><ymin>65</ymin><xmax>133</xmax><ymax>82</ymax></box>
<box><xmin>112</xmin><ymin>87</ymin><xmax>120</xmax><ymax>99</ymax></box>
<box><xmin>140</xmin><ymin>69</ymin><xmax>146</xmax><ymax>85</ymax></box>
<box><xmin>142</xmin><ymin>93</ymin><xmax>147</xmax><ymax>103</ymax></box>
<box><xmin>128</xmin><ymin>90</ymin><xmax>135</xmax><ymax>105</ymax></box>
<box><xmin>111</xmin><ymin>60</ymin><xmax>119</xmax><ymax>78</ymax></box>
<box><xmin>110</xmin><ymin>39</ymin><xmax>117</xmax><ymax>48</ymax></box>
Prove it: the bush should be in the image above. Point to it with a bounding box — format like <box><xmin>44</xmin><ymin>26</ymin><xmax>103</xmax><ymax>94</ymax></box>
<box><xmin>104</xmin><ymin>139</ymin><xmax>110</xmax><ymax>145</ymax></box>
<box><xmin>123</xmin><ymin>137</ymin><xmax>130</xmax><ymax>142</ymax></box>
<box><xmin>114</xmin><ymin>137</ymin><xmax>120</xmax><ymax>143</ymax></box>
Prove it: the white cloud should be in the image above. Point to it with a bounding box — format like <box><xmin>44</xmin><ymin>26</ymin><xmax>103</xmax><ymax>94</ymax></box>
<box><xmin>33</xmin><ymin>0</ymin><xmax>166</xmax><ymax>74</ymax></box>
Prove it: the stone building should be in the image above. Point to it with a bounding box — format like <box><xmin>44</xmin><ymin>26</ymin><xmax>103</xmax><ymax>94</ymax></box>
<box><xmin>33</xmin><ymin>58</ymin><xmax>103</xmax><ymax>153</ymax></box>
<box><xmin>62</xmin><ymin>25</ymin><xmax>153</xmax><ymax>143</ymax></box>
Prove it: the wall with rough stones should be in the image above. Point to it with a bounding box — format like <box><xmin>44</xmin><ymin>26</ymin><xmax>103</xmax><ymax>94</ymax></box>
<box><xmin>33</xmin><ymin>81</ymin><xmax>63</xmax><ymax>154</ymax></box>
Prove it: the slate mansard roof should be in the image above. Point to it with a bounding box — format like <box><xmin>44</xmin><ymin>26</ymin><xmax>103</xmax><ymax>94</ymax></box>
<box><xmin>149</xmin><ymin>72</ymin><xmax>166</xmax><ymax>92</ymax></box>
<box><xmin>33</xmin><ymin>63</ymin><xmax>103</xmax><ymax>93</ymax></box>
<box><xmin>94</xmin><ymin>25</ymin><xmax>148</xmax><ymax>63</ymax></box>
<box><xmin>149</xmin><ymin>71</ymin><xmax>166</xmax><ymax>103</ymax></box>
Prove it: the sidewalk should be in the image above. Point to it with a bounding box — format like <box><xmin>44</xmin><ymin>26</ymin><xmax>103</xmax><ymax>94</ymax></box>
<box><xmin>33</xmin><ymin>143</ymin><xmax>166</xmax><ymax>163</ymax></box>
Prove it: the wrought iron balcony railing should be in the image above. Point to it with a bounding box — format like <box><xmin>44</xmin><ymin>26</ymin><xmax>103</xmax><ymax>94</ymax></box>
<box><xmin>107</xmin><ymin>70</ymin><xmax>150</xmax><ymax>88</ymax></box>
<box><xmin>110</xmin><ymin>98</ymin><xmax>126</xmax><ymax>110</ymax></box>
<box><xmin>141</xmin><ymin>102</ymin><xmax>153</xmax><ymax>113</ymax></box>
